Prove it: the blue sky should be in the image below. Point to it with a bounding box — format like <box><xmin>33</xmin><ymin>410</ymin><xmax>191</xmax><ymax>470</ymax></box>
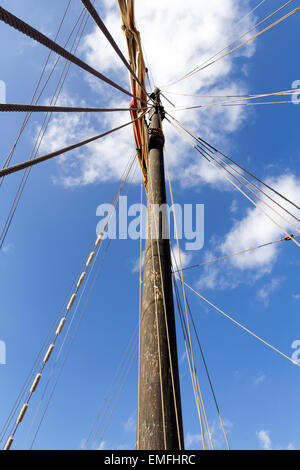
<box><xmin>0</xmin><ymin>0</ymin><xmax>299</xmax><ymax>450</ymax></box>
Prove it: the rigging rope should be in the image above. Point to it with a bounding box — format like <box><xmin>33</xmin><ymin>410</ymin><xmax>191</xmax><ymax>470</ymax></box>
<box><xmin>0</xmin><ymin>5</ymin><xmax>91</xmax><ymax>250</ymax></box>
<box><xmin>166</xmin><ymin>113</ymin><xmax>300</xmax><ymax>211</ymax></box>
<box><xmin>0</xmin><ymin>104</ymin><xmax>147</xmax><ymax>113</ymax></box>
<box><xmin>192</xmin><ymin>144</ymin><xmax>300</xmax><ymax>234</ymax></box>
<box><xmin>28</xmin><ymin>158</ymin><xmax>139</xmax><ymax>450</ymax></box>
<box><xmin>163</xmin><ymin>90</ymin><xmax>295</xmax><ymax>98</ymax></box>
<box><xmin>174</xmin><ymin>233</ymin><xmax>299</xmax><ymax>274</ymax></box>
<box><xmin>183</xmin><ymin>5</ymin><xmax>300</xmax><ymax>78</ymax></box>
<box><xmin>95</xmin><ymin>344</ymin><xmax>138</xmax><ymax>450</ymax></box>
<box><xmin>168</xmin><ymin>90</ymin><xmax>298</xmax><ymax>111</ymax></box>
<box><xmin>167</xmin><ymin>117</ymin><xmax>300</xmax><ymax>249</ymax></box>
<box><xmin>147</xmin><ymin>171</ymin><xmax>183</xmax><ymax>450</ymax></box>
<box><xmin>1</xmin><ymin>4</ymin><xmax>97</xmax><ymax>443</ymax></box>
<box><xmin>0</xmin><ymin>112</ymin><xmax>147</xmax><ymax>178</ymax></box>
<box><xmin>84</xmin><ymin>325</ymin><xmax>138</xmax><ymax>449</ymax></box>
<box><xmin>184</xmin><ymin>282</ymin><xmax>300</xmax><ymax>368</ymax></box>
<box><xmin>169</xmin><ymin>117</ymin><xmax>300</xmax><ymax>229</ymax></box>
<box><xmin>81</xmin><ymin>0</ymin><xmax>150</xmax><ymax>100</ymax></box>
<box><xmin>28</xmin><ymin>158</ymin><xmax>138</xmax><ymax>450</ymax></box>
<box><xmin>235</xmin><ymin>0</ymin><xmax>268</xmax><ymax>26</ymax></box>
<box><xmin>185</xmin><ymin>293</ymin><xmax>230</xmax><ymax>450</ymax></box>
<box><xmin>165</xmin><ymin>145</ymin><xmax>211</xmax><ymax>449</ymax></box>
<box><xmin>136</xmin><ymin>178</ymin><xmax>144</xmax><ymax>450</ymax></box>
<box><xmin>172</xmin><ymin>276</ymin><xmax>208</xmax><ymax>450</ymax></box>
<box><xmin>0</xmin><ymin>6</ymin><xmax>146</xmax><ymax>104</ymax></box>
<box><xmin>161</xmin><ymin>0</ymin><xmax>297</xmax><ymax>90</ymax></box>
<box><xmin>0</xmin><ymin>0</ymin><xmax>73</xmax><ymax>180</ymax></box>
<box><xmin>3</xmin><ymin>154</ymin><xmax>136</xmax><ymax>450</ymax></box>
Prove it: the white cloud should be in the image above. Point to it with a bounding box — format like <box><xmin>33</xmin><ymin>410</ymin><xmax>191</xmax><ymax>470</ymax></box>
<box><xmin>196</xmin><ymin>249</ymin><xmax>242</xmax><ymax>291</ymax></box>
<box><xmin>292</xmin><ymin>294</ymin><xmax>300</xmax><ymax>300</ymax></box>
<box><xmin>256</xmin><ymin>430</ymin><xmax>296</xmax><ymax>450</ymax></box>
<box><xmin>80</xmin><ymin>437</ymin><xmax>108</xmax><ymax>450</ymax></box>
<box><xmin>220</xmin><ymin>174</ymin><xmax>300</xmax><ymax>272</ymax></box>
<box><xmin>257</xmin><ymin>429</ymin><xmax>272</xmax><ymax>450</ymax></box>
<box><xmin>41</xmin><ymin>1</ymin><xmax>259</xmax><ymax>188</ymax></box>
<box><xmin>230</xmin><ymin>199</ymin><xmax>239</xmax><ymax>214</ymax></box>
<box><xmin>254</xmin><ymin>371</ymin><xmax>266</xmax><ymax>386</ymax></box>
<box><xmin>195</xmin><ymin>173</ymin><xmax>300</xmax><ymax>291</ymax></box>
<box><xmin>1</xmin><ymin>243</ymin><xmax>14</xmax><ymax>254</ymax></box>
<box><xmin>38</xmin><ymin>91</ymin><xmax>138</xmax><ymax>187</ymax></box>
<box><xmin>185</xmin><ymin>432</ymin><xmax>203</xmax><ymax>449</ymax></box>
<box><xmin>124</xmin><ymin>413</ymin><xmax>136</xmax><ymax>433</ymax></box>
<box><xmin>210</xmin><ymin>418</ymin><xmax>233</xmax><ymax>449</ymax></box>
<box><xmin>257</xmin><ymin>277</ymin><xmax>283</xmax><ymax>307</ymax></box>
<box><xmin>171</xmin><ymin>244</ymin><xmax>193</xmax><ymax>272</ymax></box>
<box><xmin>180</xmin><ymin>350</ymin><xmax>187</xmax><ymax>364</ymax></box>
<box><xmin>97</xmin><ymin>440</ymin><xmax>108</xmax><ymax>450</ymax></box>
<box><xmin>186</xmin><ymin>418</ymin><xmax>232</xmax><ymax>450</ymax></box>
<box><xmin>131</xmin><ymin>248</ymin><xmax>145</xmax><ymax>275</ymax></box>
<box><xmin>286</xmin><ymin>442</ymin><xmax>296</xmax><ymax>450</ymax></box>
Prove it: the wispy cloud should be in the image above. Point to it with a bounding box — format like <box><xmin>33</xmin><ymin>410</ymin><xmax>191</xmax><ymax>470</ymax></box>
<box><xmin>257</xmin><ymin>429</ymin><xmax>272</xmax><ymax>450</ymax></box>
<box><xmin>180</xmin><ymin>350</ymin><xmax>187</xmax><ymax>364</ymax></box>
<box><xmin>1</xmin><ymin>243</ymin><xmax>15</xmax><ymax>254</ymax></box>
<box><xmin>186</xmin><ymin>418</ymin><xmax>232</xmax><ymax>450</ymax></box>
<box><xmin>256</xmin><ymin>429</ymin><xmax>296</xmax><ymax>450</ymax></box>
<box><xmin>124</xmin><ymin>413</ymin><xmax>136</xmax><ymax>433</ymax></box>
<box><xmin>196</xmin><ymin>174</ymin><xmax>300</xmax><ymax>291</ymax></box>
<box><xmin>257</xmin><ymin>277</ymin><xmax>283</xmax><ymax>307</ymax></box>
<box><xmin>185</xmin><ymin>432</ymin><xmax>203</xmax><ymax>449</ymax></box>
<box><xmin>254</xmin><ymin>371</ymin><xmax>266</xmax><ymax>386</ymax></box>
<box><xmin>230</xmin><ymin>199</ymin><xmax>239</xmax><ymax>214</ymax></box>
<box><xmin>210</xmin><ymin>418</ymin><xmax>233</xmax><ymax>449</ymax></box>
<box><xmin>220</xmin><ymin>174</ymin><xmax>300</xmax><ymax>272</ymax></box>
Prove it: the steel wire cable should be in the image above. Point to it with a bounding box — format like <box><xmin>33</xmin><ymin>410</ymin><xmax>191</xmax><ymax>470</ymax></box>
<box><xmin>166</xmin><ymin>113</ymin><xmax>300</xmax><ymax>211</ymax></box>
<box><xmin>0</xmin><ymin>104</ymin><xmax>147</xmax><ymax>113</ymax></box>
<box><xmin>172</xmin><ymin>275</ymin><xmax>208</xmax><ymax>449</ymax></box>
<box><xmin>161</xmin><ymin>0</ymin><xmax>297</xmax><ymax>90</ymax></box>
<box><xmin>0</xmin><ymin>5</ymin><xmax>93</xmax><ymax>250</ymax></box>
<box><xmin>0</xmin><ymin>112</ymin><xmax>147</xmax><ymax>178</ymax></box>
<box><xmin>184</xmin><ymin>283</ymin><xmax>300</xmax><ymax>367</ymax></box>
<box><xmin>4</xmin><ymin>154</ymin><xmax>137</xmax><ymax>450</ymax></box>
<box><xmin>167</xmin><ymin>89</ymin><xmax>298</xmax><ymax>110</ymax></box>
<box><xmin>166</xmin><ymin>117</ymin><xmax>300</xmax><ymax>249</ymax></box>
<box><xmin>84</xmin><ymin>325</ymin><xmax>139</xmax><ymax>449</ymax></box>
<box><xmin>81</xmin><ymin>0</ymin><xmax>150</xmax><ymax>100</ymax></box>
<box><xmin>173</xmin><ymin>233</ymin><xmax>300</xmax><ymax>274</ymax></box>
<box><xmin>0</xmin><ymin>6</ymin><xmax>146</xmax><ymax>103</ymax></box>
<box><xmin>0</xmin><ymin>0</ymin><xmax>73</xmax><ymax>180</ymax></box>
<box><xmin>21</xmin><ymin>156</ymin><xmax>136</xmax><ymax>449</ymax></box>
<box><xmin>165</xmin><ymin>143</ymin><xmax>210</xmax><ymax>449</ymax></box>
<box><xmin>27</xmin><ymin>158</ymin><xmax>138</xmax><ymax>450</ymax></box>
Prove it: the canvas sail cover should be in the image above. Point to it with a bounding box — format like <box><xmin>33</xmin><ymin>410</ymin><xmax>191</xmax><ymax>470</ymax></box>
<box><xmin>117</xmin><ymin>0</ymin><xmax>149</xmax><ymax>189</ymax></box>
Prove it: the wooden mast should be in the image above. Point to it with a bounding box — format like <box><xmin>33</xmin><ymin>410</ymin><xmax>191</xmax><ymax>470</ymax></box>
<box><xmin>136</xmin><ymin>88</ymin><xmax>184</xmax><ymax>450</ymax></box>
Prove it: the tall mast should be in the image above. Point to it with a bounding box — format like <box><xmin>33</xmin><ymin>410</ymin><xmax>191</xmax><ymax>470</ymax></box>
<box><xmin>137</xmin><ymin>88</ymin><xmax>184</xmax><ymax>450</ymax></box>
